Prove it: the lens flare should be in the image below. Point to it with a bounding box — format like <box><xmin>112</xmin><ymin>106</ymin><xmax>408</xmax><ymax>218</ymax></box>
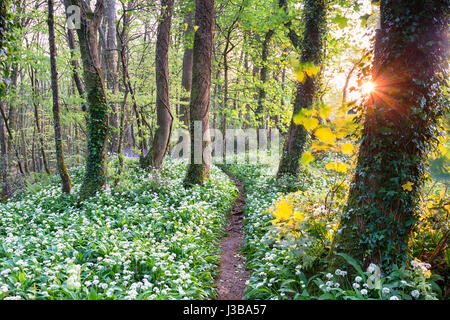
<box><xmin>361</xmin><ymin>81</ymin><xmax>376</xmax><ymax>95</ymax></box>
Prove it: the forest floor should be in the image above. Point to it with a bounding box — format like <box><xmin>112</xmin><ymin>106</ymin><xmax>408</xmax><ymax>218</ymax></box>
<box><xmin>215</xmin><ymin>172</ymin><xmax>250</xmax><ymax>300</ymax></box>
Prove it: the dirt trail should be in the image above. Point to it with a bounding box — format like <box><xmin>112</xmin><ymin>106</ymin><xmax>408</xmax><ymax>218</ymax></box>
<box><xmin>216</xmin><ymin>173</ymin><xmax>250</xmax><ymax>300</ymax></box>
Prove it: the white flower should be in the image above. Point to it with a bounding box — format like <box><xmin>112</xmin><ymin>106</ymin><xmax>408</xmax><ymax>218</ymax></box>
<box><xmin>367</xmin><ymin>263</ymin><xmax>377</xmax><ymax>273</ymax></box>
<box><xmin>326</xmin><ymin>273</ymin><xmax>333</xmax><ymax>279</ymax></box>
<box><xmin>360</xmin><ymin>289</ymin><xmax>368</xmax><ymax>295</ymax></box>
<box><xmin>353</xmin><ymin>283</ymin><xmax>360</xmax><ymax>289</ymax></box>
<box><xmin>382</xmin><ymin>287</ymin><xmax>390</xmax><ymax>294</ymax></box>
<box><xmin>66</xmin><ymin>276</ymin><xmax>81</xmax><ymax>290</ymax></box>
<box><xmin>3</xmin><ymin>295</ymin><xmax>22</xmax><ymax>300</ymax></box>
<box><xmin>355</xmin><ymin>276</ymin><xmax>362</xmax><ymax>283</ymax></box>
<box><xmin>390</xmin><ymin>296</ymin><xmax>399</xmax><ymax>300</ymax></box>
<box><xmin>411</xmin><ymin>290</ymin><xmax>420</xmax><ymax>299</ymax></box>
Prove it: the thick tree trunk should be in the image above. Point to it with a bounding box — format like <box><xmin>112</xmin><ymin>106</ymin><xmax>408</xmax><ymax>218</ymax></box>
<box><xmin>65</xmin><ymin>0</ymin><xmax>108</xmax><ymax>200</ymax></box>
<box><xmin>47</xmin><ymin>0</ymin><xmax>71</xmax><ymax>193</ymax></box>
<box><xmin>277</xmin><ymin>0</ymin><xmax>327</xmax><ymax>177</ymax></box>
<box><xmin>146</xmin><ymin>0</ymin><xmax>174</xmax><ymax>169</ymax></box>
<box><xmin>184</xmin><ymin>0</ymin><xmax>214</xmax><ymax>186</ymax></box>
<box><xmin>329</xmin><ymin>0</ymin><xmax>449</xmax><ymax>269</ymax></box>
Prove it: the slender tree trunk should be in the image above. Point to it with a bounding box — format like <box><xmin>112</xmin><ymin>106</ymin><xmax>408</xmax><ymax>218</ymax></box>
<box><xmin>145</xmin><ymin>0</ymin><xmax>174</xmax><ymax>169</ymax></box>
<box><xmin>66</xmin><ymin>28</ymin><xmax>86</xmax><ymax>97</ymax></box>
<box><xmin>277</xmin><ymin>0</ymin><xmax>327</xmax><ymax>177</ymax></box>
<box><xmin>116</xmin><ymin>2</ymin><xmax>146</xmax><ymax>164</ymax></box>
<box><xmin>184</xmin><ymin>0</ymin><xmax>214</xmax><ymax>186</ymax></box>
<box><xmin>181</xmin><ymin>1</ymin><xmax>194</xmax><ymax>128</ymax></box>
<box><xmin>255</xmin><ymin>29</ymin><xmax>274</xmax><ymax>130</ymax></box>
<box><xmin>47</xmin><ymin>0</ymin><xmax>71</xmax><ymax>193</ymax></box>
<box><xmin>21</xmin><ymin>126</ymin><xmax>29</xmax><ymax>174</ymax></box>
<box><xmin>104</xmin><ymin>0</ymin><xmax>119</xmax><ymax>153</ymax></box>
<box><xmin>0</xmin><ymin>103</ymin><xmax>9</xmax><ymax>200</ymax></box>
<box><xmin>65</xmin><ymin>0</ymin><xmax>108</xmax><ymax>200</ymax></box>
<box><xmin>329</xmin><ymin>0</ymin><xmax>449</xmax><ymax>269</ymax></box>
<box><xmin>30</xmin><ymin>67</ymin><xmax>51</xmax><ymax>175</ymax></box>
<box><xmin>116</xmin><ymin>89</ymin><xmax>128</xmax><ymax>183</ymax></box>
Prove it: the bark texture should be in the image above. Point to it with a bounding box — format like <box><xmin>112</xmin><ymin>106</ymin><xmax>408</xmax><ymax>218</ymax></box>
<box><xmin>48</xmin><ymin>0</ymin><xmax>71</xmax><ymax>193</ymax></box>
<box><xmin>181</xmin><ymin>2</ymin><xmax>194</xmax><ymax>127</ymax></box>
<box><xmin>277</xmin><ymin>0</ymin><xmax>327</xmax><ymax>177</ymax></box>
<box><xmin>104</xmin><ymin>0</ymin><xmax>119</xmax><ymax>153</ymax></box>
<box><xmin>184</xmin><ymin>0</ymin><xmax>214</xmax><ymax>186</ymax></box>
<box><xmin>65</xmin><ymin>0</ymin><xmax>109</xmax><ymax>200</ymax></box>
<box><xmin>147</xmin><ymin>0</ymin><xmax>174</xmax><ymax>169</ymax></box>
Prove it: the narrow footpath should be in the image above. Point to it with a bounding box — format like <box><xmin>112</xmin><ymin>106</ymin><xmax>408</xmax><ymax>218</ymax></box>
<box><xmin>216</xmin><ymin>173</ymin><xmax>250</xmax><ymax>300</ymax></box>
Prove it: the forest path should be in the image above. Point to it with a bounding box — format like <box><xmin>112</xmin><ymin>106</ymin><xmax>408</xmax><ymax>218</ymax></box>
<box><xmin>215</xmin><ymin>171</ymin><xmax>250</xmax><ymax>300</ymax></box>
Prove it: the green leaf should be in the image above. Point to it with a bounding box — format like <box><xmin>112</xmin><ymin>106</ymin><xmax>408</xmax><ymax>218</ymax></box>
<box><xmin>333</xmin><ymin>15</ymin><xmax>349</xmax><ymax>29</ymax></box>
<box><xmin>336</xmin><ymin>252</ymin><xmax>365</xmax><ymax>276</ymax></box>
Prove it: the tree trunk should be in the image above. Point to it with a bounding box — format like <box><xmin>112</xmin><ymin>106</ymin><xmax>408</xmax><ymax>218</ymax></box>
<box><xmin>255</xmin><ymin>29</ymin><xmax>274</xmax><ymax>130</ymax></box>
<box><xmin>184</xmin><ymin>0</ymin><xmax>214</xmax><ymax>186</ymax></box>
<box><xmin>329</xmin><ymin>0</ymin><xmax>449</xmax><ymax>270</ymax></box>
<box><xmin>65</xmin><ymin>0</ymin><xmax>108</xmax><ymax>200</ymax></box>
<box><xmin>30</xmin><ymin>67</ymin><xmax>51</xmax><ymax>175</ymax></box>
<box><xmin>47</xmin><ymin>0</ymin><xmax>71</xmax><ymax>193</ymax></box>
<box><xmin>0</xmin><ymin>103</ymin><xmax>9</xmax><ymax>200</ymax></box>
<box><xmin>117</xmin><ymin>2</ymin><xmax>145</xmax><ymax>164</ymax></box>
<box><xmin>66</xmin><ymin>28</ymin><xmax>86</xmax><ymax>97</ymax></box>
<box><xmin>145</xmin><ymin>0</ymin><xmax>174</xmax><ymax>169</ymax></box>
<box><xmin>104</xmin><ymin>0</ymin><xmax>119</xmax><ymax>153</ymax></box>
<box><xmin>277</xmin><ymin>0</ymin><xmax>327</xmax><ymax>177</ymax></box>
<box><xmin>181</xmin><ymin>1</ymin><xmax>194</xmax><ymax>128</ymax></box>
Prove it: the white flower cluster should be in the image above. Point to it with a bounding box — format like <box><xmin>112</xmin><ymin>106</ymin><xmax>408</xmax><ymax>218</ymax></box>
<box><xmin>0</xmin><ymin>159</ymin><xmax>238</xmax><ymax>300</ymax></box>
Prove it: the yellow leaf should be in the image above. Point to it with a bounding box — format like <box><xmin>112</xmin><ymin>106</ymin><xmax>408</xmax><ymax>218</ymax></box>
<box><xmin>341</xmin><ymin>143</ymin><xmax>354</xmax><ymax>155</ymax></box>
<box><xmin>294</xmin><ymin>116</ymin><xmax>319</xmax><ymax>130</ymax></box>
<box><xmin>184</xmin><ymin>23</ymin><xmax>188</xmax><ymax>31</ymax></box>
<box><xmin>294</xmin><ymin>211</ymin><xmax>304</xmax><ymax>223</ymax></box>
<box><xmin>325</xmin><ymin>161</ymin><xmax>348</xmax><ymax>173</ymax></box>
<box><xmin>314</xmin><ymin>127</ymin><xmax>335</xmax><ymax>144</ymax></box>
<box><xmin>402</xmin><ymin>181</ymin><xmax>414</xmax><ymax>191</ymax></box>
<box><xmin>273</xmin><ymin>199</ymin><xmax>293</xmax><ymax>220</ymax></box>
<box><xmin>300</xmin><ymin>151</ymin><xmax>315</xmax><ymax>165</ymax></box>
<box><xmin>194</xmin><ymin>25</ymin><xmax>199</xmax><ymax>32</ymax></box>
<box><xmin>304</xmin><ymin>63</ymin><xmax>321</xmax><ymax>77</ymax></box>
<box><xmin>293</xmin><ymin>113</ymin><xmax>303</xmax><ymax>125</ymax></box>
<box><xmin>335</xmin><ymin>129</ymin><xmax>348</xmax><ymax>139</ymax></box>
<box><xmin>305</xmin><ymin>118</ymin><xmax>319</xmax><ymax>130</ymax></box>
<box><xmin>318</xmin><ymin>105</ymin><xmax>332</xmax><ymax>120</ymax></box>
<box><xmin>334</xmin><ymin>117</ymin><xmax>349</xmax><ymax>128</ymax></box>
<box><xmin>296</xmin><ymin>71</ymin><xmax>305</xmax><ymax>83</ymax></box>
<box><xmin>438</xmin><ymin>143</ymin><xmax>447</xmax><ymax>155</ymax></box>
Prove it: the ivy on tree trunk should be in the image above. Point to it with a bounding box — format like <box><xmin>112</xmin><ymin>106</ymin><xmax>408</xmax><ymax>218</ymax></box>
<box><xmin>277</xmin><ymin>0</ymin><xmax>327</xmax><ymax>177</ymax></box>
<box><xmin>329</xmin><ymin>0</ymin><xmax>449</xmax><ymax>270</ymax></box>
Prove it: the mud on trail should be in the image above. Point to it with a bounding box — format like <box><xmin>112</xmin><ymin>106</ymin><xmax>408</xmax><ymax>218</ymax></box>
<box><xmin>216</xmin><ymin>173</ymin><xmax>250</xmax><ymax>300</ymax></box>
